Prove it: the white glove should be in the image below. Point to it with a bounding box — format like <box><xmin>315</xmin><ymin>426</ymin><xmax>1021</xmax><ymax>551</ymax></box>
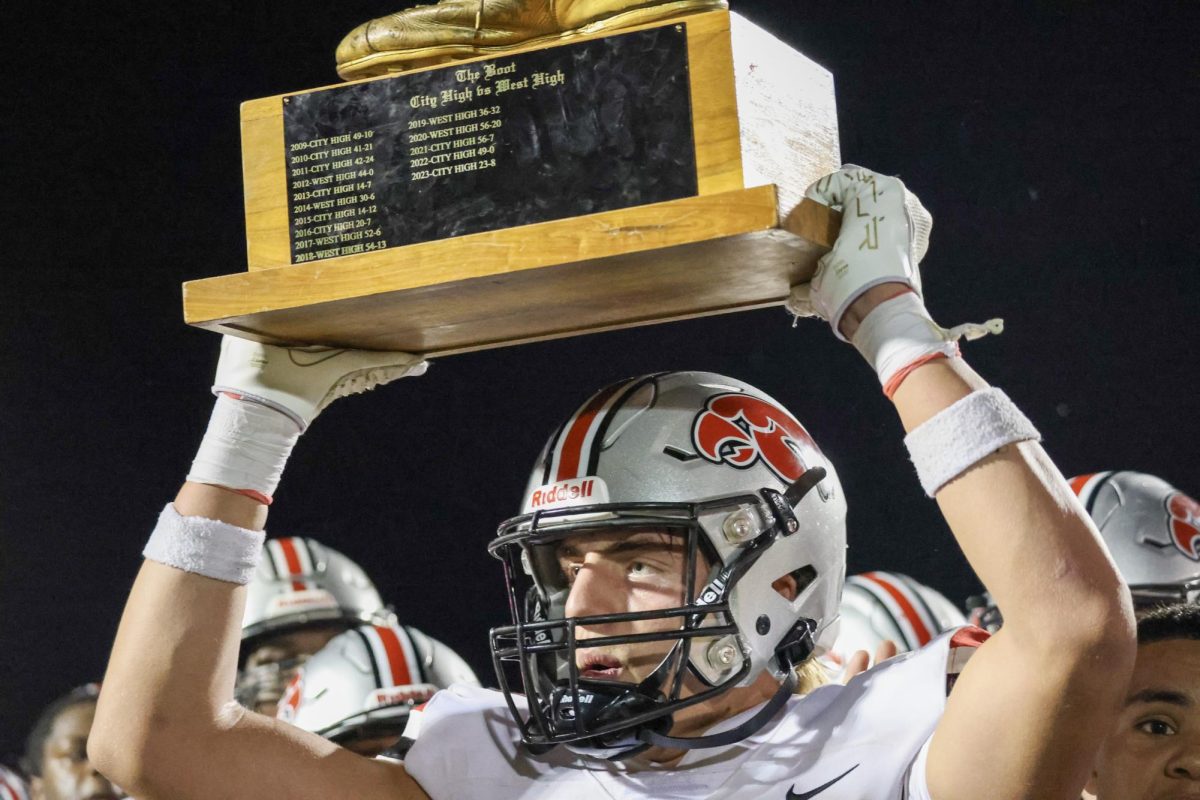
<box><xmin>212</xmin><ymin>335</ymin><xmax>428</xmax><ymax>432</ymax></box>
<box><xmin>787</xmin><ymin>166</ymin><xmax>1002</xmax><ymax>396</ymax></box>
<box><xmin>786</xmin><ymin>164</ymin><xmax>932</xmax><ymax>340</ymax></box>
<box><xmin>187</xmin><ymin>336</ymin><xmax>427</xmax><ymax>501</ymax></box>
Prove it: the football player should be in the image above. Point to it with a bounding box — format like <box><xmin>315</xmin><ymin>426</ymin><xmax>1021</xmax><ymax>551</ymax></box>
<box><xmin>23</xmin><ymin>685</ymin><xmax>125</xmax><ymax>800</ymax></box>
<box><xmin>239</xmin><ymin>536</ymin><xmax>395</xmax><ymax>714</ymax></box>
<box><xmin>969</xmin><ymin>470</ymin><xmax>1200</xmax><ymax>631</ymax></box>
<box><xmin>1086</xmin><ymin>602</ymin><xmax>1200</xmax><ymax>797</ymax></box>
<box><xmin>276</xmin><ymin>623</ymin><xmax>480</xmax><ymax>756</ymax></box>
<box><xmin>90</xmin><ymin>165</ymin><xmax>1135</xmax><ymax>799</ymax></box>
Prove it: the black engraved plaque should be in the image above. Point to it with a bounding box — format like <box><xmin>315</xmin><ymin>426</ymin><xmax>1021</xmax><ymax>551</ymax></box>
<box><xmin>282</xmin><ymin>25</ymin><xmax>696</xmax><ymax>263</ymax></box>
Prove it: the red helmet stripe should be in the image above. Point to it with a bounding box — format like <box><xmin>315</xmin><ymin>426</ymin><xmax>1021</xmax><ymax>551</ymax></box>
<box><xmin>862</xmin><ymin>572</ymin><xmax>935</xmax><ymax>647</ymax></box>
<box><xmin>550</xmin><ymin>382</ymin><xmax>628</xmax><ymax>483</ymax></box>
<box><xmin>373</xmin><ymin>625</ymin><xmax>414</xmax><ymax>686</ymax></box>
<box><xmin>1068</xmin><ymin>473</ymin><xmax>1097</xmax><ymax>497</ymax></box>
<box><xmin>277</xmin><ymin>538</ymin><xmax>308</xmax><ymax>592</ymax></box>
<box><xmin>1067</xmin><ymin>471</ymin><xmax>1114</xmax><ymax>515</ymax></box>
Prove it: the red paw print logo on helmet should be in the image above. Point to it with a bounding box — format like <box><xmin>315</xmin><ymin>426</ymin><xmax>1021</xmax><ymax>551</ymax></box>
<box><xmin>1168</xmin><ymin>493</ymin><xmax>1200</xmax><ymax>561</ymax></box>
<box><xmin>692</xmin><ymin>393</ymin><xmax>820</xmax><ymax>483</ymax></box>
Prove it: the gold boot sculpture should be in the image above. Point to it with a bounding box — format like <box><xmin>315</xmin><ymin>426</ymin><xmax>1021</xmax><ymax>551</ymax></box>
<box><xmin>335</xmin><ymin>0</ymin><xmax>729</xmax><ymax>79</ymax></box>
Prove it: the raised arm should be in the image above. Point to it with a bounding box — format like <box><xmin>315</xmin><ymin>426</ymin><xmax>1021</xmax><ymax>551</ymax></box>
<box><xmin>796</xmin><ymin>166</ymin><xmax>1136</xmax><ymax>799</ymax></box>
<box><xmin>89</xmin><ymin>338</ymin><xmax>431</xmax><ymax>800</ymax></box>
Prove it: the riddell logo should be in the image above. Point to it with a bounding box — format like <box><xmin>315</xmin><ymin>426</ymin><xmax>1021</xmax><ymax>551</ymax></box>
<box><xmin>267</xmin><ymin>589</ymin><xmax>338</xmax><ymax>615</ymax></box>
<box><xmin>692</xmin><ymin>393</ymin><xmax>821</xmax><ymax>483</ymax></box>
<box><xmin>524</xmin><ymin>477</ymin><xmax>610</xmax><ymax>512</ymax></box>
<box><xmin>367</xmin><ymin>684</ymin><xmax>437</xmax><ymax>710</ymax></box>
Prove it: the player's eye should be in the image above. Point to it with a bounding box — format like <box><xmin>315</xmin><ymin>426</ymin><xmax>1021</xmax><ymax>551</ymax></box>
<box><xmin>629</xmin><ymin>560</ymin><xmax>652</xmax><ymax>575</ymax></box>
<box><xmin>1136</xmin><ymin>718</ymin><xmax>1177</xmax><ymax>736</ymax></box>
<box><xmin>561</xmin><ymin>562</ymin><xmax>582</xmax><ymax>584</ymax></box>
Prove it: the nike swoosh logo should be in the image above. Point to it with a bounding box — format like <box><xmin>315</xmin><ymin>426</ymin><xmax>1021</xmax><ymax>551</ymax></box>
<box><xmin>286</xmin><ymin>348</ymin><xmax>348</xmax><ymax>367</ymax></box>
<box><xmin>786</xmin><ymin>764</ymin><xmax>859</xmax><ymax>800</ymax></box>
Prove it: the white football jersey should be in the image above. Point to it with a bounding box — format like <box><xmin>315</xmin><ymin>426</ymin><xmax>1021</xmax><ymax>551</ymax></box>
<box><xmin>401</xmin><ymin>629</ymin><xmax>981</xmax><ymax>799</ymax></box>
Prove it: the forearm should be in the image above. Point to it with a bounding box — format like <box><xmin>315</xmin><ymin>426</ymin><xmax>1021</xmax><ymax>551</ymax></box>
<box><xmin>91</xmin><ymin>339</ymin><xmax>428</xmax><ymax>798</ymax></box>
<box><xmin>92</xmin><ymin>485</ymin><xmax>263</xmax><ymax>788</ymax></box>
<box><xmin>896</xmin><ymin>357</ymin><xmax>1131</xmax><ymax>640</ymax></box>
<box><xmin>842</xmin><ymin>285</ymin><xmax>1131</xmax><ymax>640</ymax></box>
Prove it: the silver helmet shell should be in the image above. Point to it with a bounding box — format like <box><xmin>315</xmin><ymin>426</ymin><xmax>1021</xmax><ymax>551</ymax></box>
<box><xmin>242</xmin><ymin>537</ymin><xmax>390</xmax><ymax>645</ymax></box>
<box><xmin>1072</xmin><ymin>471</ymin><xmax>1200</xmax><ymax>604</ymax></box>
<box><xmin>488</xmin><ymin>372</ymin><xmax>847</xmax><ymax>753</ymax></box>
<box><xmin>0</xmin><ymin>765</ymin><xmax>30</xmax><ymax>800</ymax></box>
<box><xmin>831</xmin><ymin>572</ymin><xmax>966</xmax><ymax>662</ymax></box>
<box><xmin>969</xmin><ymin>471</ymin><xmax>1200</xmax><ymax>629</ymax></box>
<box><xmin>277</xmin><ymin>623</ymin><xmax>479</xmax><ymax>744</ymax></box>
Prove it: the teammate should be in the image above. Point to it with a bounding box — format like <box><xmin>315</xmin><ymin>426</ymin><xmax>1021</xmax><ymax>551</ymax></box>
<box><xmin>1086</xmin><ymin>602</ymin><xmax>1200</xmax><ymax>797</ymax></box>
<box><xmin>239</xmin><ymin>536</ymin><xmax>395</xmax><ymax>714</ymax></box>
<box><xmin>23</xmin><ymin>685</ymin><xmax>125</xmax><ymax>800</ymax></box>
<box><xmin>0</xmin><ymin>764</ymin><xmax>30</xmax><ymax>800</ymax></box>
<box><xmin>277</xmin><ymin>622</ymin><xmax>480</xmax><ymax>755</ymax></box>
<box><xmin>970</xmin><ymin>470</ymin><xmax>1200</xmax><ymax>631</ymax></box>
<box><xmin>89</xmin><ymin>165</ymin><xmax>1135</xmax><ymax>798</ymax></box>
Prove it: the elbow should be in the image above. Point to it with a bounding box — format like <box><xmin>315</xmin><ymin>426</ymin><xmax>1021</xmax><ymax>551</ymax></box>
<box><xmin>89</xmin><ymin>706</ymin><xmax>153</xmax><ymax>796</ymax></box>
<box><xmin>1010</xmin><ymin>576</ymin><xmax>1137</xmax><ymax>677</ymax></box>
<box><xmin>89</xmin><ymin>697</ymin><xmax>185</xmax><ymax>798</ymax></box>
<box><xmin>88</xmin><ymin>727</ymin><xmax>138</xmax><ymax>795</ymax></box>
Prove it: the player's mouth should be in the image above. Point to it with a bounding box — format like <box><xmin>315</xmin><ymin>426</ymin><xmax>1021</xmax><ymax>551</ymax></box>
<box><xmin>578</xmin><ymin>654</ymin><xmax>623</xmax><ymax>680</ymax></box>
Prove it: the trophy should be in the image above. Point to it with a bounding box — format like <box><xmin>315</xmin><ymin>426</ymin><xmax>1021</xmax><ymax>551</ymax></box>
<box><xmin>183</xmin><ymin>6</ymin><xmax>841</xmax><ymax>354</ymax></box>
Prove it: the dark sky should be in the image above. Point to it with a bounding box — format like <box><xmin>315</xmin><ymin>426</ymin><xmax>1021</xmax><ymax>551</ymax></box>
<box><xmin>1</xmin><ymin>2</ymin><xmax>1197</xmax><ymax>762</ymax></box>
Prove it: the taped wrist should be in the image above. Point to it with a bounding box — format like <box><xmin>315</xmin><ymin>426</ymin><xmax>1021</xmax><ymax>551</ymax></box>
<box><xmin>850</xmin><ymin>292</ymin><xmax>1005</xmax><ymax>398</ymax></box>
<box><xmin>143</xmin><ymin>503</ymin><xmax>265</xmax><ymax>584</ymax></box>
<box><xmin>186</xmin><ymin>393</ymin><xmax>300</xmax><ymax>501</ymax></box>
<box><xmin>904</xmin><ymin>388</ymin><xmax>1041</xmax><ymax>497</ymax></box>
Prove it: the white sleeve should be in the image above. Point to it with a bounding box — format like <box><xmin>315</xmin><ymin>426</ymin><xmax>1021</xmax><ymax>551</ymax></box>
<box><xmin>904</xmin><ymin>735</ymin><xmax>934</xmax><ymax>800</ymax></box>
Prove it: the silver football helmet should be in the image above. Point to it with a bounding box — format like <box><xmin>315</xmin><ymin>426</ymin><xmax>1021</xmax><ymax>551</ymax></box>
<box><xmin>239</xmin><ymin>537</ymin><xmax>393</xmax><ymax>710</ymax></box>
<box><xmin>970</xmin><ymin>471</ymin><xmax>1200</xmax><ymax>630</ymax></box>
<box><xmin>277</xmin><ymin>623</ymin><xmax>479</xmax><ymax>751</ymax></box>
<box><xmin>243</xmin><ymin>537</ymin><xmax>390</xmax><ymax>642</ymax></box>
<box><xmin>1073</xmin><ymin>471</ymin><xmax>1200</xmax><ymax>606</ymax></box>
<box><xmin>831</xmin><ymin>572</ymin><xmax>966</xmax><ymax>663</ymax></box>
<box><xmin>0</xmin><ymin>764</ymin><xmax>30</xmax><ymax>800</ymax></box>
<box><xmin>488</xmin><ymin>372</ymin><xmax>847</xmax><ymax>758</ymax></box>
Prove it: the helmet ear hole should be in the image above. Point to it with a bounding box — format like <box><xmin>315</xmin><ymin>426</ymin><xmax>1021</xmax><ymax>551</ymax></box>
<box><xmin>773</xmin><ymin>565</ymin><xmax>817</xmax><ymax>602</ymax></box>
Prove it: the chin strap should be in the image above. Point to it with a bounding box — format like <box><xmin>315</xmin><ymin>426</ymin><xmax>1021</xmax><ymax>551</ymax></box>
<box><xmin>636</xmin><ymin>668</ymin><xmax>798</xmax><ymax>751</ymax></box>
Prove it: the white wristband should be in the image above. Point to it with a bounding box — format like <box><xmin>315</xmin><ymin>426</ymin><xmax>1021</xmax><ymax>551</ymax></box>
<box><xmin>143</xmin><ymin>503</ymin><xmax>265</xmax><ymax>584</ymax></box>
<box><xmin>851</xmin><ymin>292</ymin><xmax>1004</xmax><ymax>396</ymax></box>
<box><xmin>904</xmin><ymin>388</ymin><xmax>1041</xmax><ymax>497</ymax></box>
<box><xmin>187</xmin><ymin>393</ymin><xmax>300</xmax><ymax>498</ymax></box>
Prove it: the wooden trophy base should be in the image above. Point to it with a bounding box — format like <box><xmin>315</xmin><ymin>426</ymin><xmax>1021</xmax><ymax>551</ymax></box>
<box><xmin>184</xmin><ymin>10</ymin><xmax>840</xmax><ymax>354</ymax></box>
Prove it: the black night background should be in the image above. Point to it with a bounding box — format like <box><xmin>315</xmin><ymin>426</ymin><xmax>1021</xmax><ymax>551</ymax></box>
<box><xmin>1</xmin><ymin>2</ymin><xmax>1196</xmax><ymax>762</ymax></box>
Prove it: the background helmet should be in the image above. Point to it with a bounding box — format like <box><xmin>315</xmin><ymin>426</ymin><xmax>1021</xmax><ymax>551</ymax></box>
<box><xmin>243</xmin><ymin>537</ymin><xmax>391</xmax><ymax>646</ymax></box>
<box><xmin>970</xmin><ymin>471</ymin><xmax>1200</xmax><ymax>629</ymax></box>
<box><xmin>239</xmin><ymin>537</ymin><xmax>393</xmax><ymax>711</ymax></box>
<box><xmin>1073</xmin><ymin>471</ymin><xmax>1200</xmax><ymax>605</ymax></box>
<box><xmin>0</xmin><ymin>764</ymin><xmax>30</xmax><ymax>800</ymax></box>
<box><xmin>277</xmin><ymin>623</ymin><xmax>479</xmax><ymax>748</ymax></box>
<box><xmin>830</xmin><ymin>572</ymin><xmax>966</xmax><ymax>665</ymax></box>
<box><xmin>488</xmin><ymin>372</ymin><xmax>847</xmax><ymax>756</ymax></box>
